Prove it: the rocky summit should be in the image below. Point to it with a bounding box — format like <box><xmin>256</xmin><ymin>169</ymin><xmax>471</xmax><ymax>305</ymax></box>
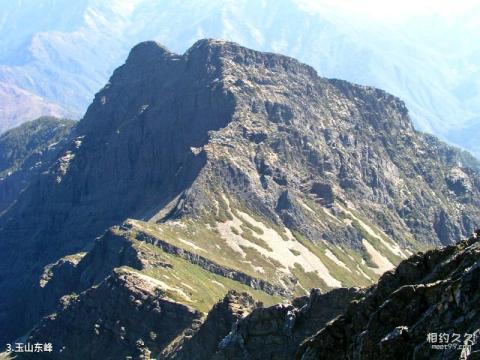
<box><xmin>0</xmin><ymin>39</ymin><xmax>480</xmax><ymax>358</ymax></box>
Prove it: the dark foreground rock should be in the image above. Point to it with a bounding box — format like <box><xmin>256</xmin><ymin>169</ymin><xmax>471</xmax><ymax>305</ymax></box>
<box><xmin>15</xmin><ymin>284</ymin><xmax>358</xmax><ymax>360</ymax></box>
<box><xmin>297</xmin><ymin>231</ymin><xmax>480</xmax><ymax>360</ymax></box>
<box><xmin>213</xmin><ymin>287</ymin><xmax>362</xmax><ymax>360</ymax></box>
<box><xmin>13</xmin><ymin>231</ymin><xmax>480</xmax><ymax>359</ymax></box>
<box><xmin>22</xmin><ymin>269</ymin><xmax>202</xmax><ymax>360</ymax></box>
<box><xmin>163</xmin><ymin>291</ymin><xmax>258</xmax><ymax>359</ymax></box>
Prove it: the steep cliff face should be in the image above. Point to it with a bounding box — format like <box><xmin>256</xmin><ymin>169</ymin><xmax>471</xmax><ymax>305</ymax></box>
<box><xmin>297</xmin><ymin>231</ymin><xmax>480</xmax><ymax>360</ymax></box>
<box><xmin>212</xmin><ymin>287</ymin><xmax>362</xmax><ymax>360</ymax></box>
<box><xmin>1</xmin><ymin>39</ymin><xmax>480</xmax><ymax>344</ymax></box>
<box><xmin>163</xmin><ymin>291</ymin><xmax>259</xmax><ymax>360</ymax></box>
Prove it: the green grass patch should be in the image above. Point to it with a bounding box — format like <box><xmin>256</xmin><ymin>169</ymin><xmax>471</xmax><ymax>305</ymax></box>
<box><xmin>130</xmin><ymin>241</ymin><xmax>282</xmax><ymax>313</ymax></box>
<box><xmin>239</xmin><ymin>245</ymin><xmax>284</xmax><ymax>270</ymax></box>
<box><xmin>128</xmin><ymin>220</ymin><xmax>285</xmax><ymax>288</ymax></box>
<box><xmin>216</xmin><ymin>195</ymin><xmax>233</xmax><ymax>223</ymax></box>
<box><xmin>241</xmin><ymin>219</ymin><xmax>264</xmax><ymax>235</ymax></box>
<box><xmin>350</xmin><ymin>218</ymin><xmax>403</xmax><ymax>266</ymax></box>
<box><xmin>232</xmin><ymin>202</ymin><xmax>290</xmax><ymax>241</ymax></box>
<box><xmin>289</xmin><ymin>249</ymin><xmax>301</xmax><ymax>256</ymax></box>
<box><xmin>240</xmin><ymin>224</ymin><xmax>272</xmax><ymax>251</ymax></box>
<box><xmin>291</xmin><ymin>263</ymin><xmax>327</xmax><ymax>296</ymax></box>
<box><xmin>291</xmin><ymin>230</ymin><xmax>374</xmax><ymax>288</ymax></box>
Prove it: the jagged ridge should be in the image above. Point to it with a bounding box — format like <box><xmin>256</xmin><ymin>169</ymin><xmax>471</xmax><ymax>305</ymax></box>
<box><xmin>297</xmin><ymin>231</ymin><xmax>480</xmax><ymax>359</ymax></box>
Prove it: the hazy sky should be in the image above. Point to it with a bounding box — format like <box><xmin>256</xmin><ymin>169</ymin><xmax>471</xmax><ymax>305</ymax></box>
<box><xmin>299</xmin><ymin>0</ymin><xmax>480</xmax><ymax>20</ymax></box>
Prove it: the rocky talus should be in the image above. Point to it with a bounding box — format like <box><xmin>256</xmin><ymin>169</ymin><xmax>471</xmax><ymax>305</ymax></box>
<box><xmin>16</xmin><ymin>281</ymin><xmax>358</xmax><ymax>359</ymax></box>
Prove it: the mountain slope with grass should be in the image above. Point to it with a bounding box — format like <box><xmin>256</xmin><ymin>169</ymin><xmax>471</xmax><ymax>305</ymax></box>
<box><xmin>1</xmin><ymin>40</ymin><xmax>480</xmax><ymax>353</ymax></box>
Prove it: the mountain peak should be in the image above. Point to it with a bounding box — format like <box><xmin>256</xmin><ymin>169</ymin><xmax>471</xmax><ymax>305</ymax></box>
<box><xmin>2</xmin><ymin>40</ymin><xmax>480</xmax><ymax>345</ymax></box>
<box><xmin>125</xmin><ymin>40</ymin><xmax>174</xmax><ymax>64</ymax></box>
<box><xmin>188</xmin><ymin>38</ymin><xmax>233</xmax><ymax>49</ymax></box>
<box><xmin>185</xmin><ymin>38</ymin><xmax>318</xmax><ymax>78</ymax></box>
<box><xmin>114</xmin><ymin>38</ymin><xmax>319</xmax><ymax>95</ymax></box>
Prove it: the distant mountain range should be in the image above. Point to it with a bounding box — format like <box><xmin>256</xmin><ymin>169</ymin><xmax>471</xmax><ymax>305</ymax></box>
<box><xmin>1</xmin><ymin>0</ymin><xmax>479</xmax><ymax>156</ymax></box>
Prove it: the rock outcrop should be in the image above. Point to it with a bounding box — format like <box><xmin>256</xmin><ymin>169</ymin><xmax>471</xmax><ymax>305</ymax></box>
<box><xmin>214</xmin><ymin>287</ymin><xmax>362</xmax><ymax>360</ymax></box>
<box><xmin>164</xmin><ymin>291</ymin><xmax>258</xmax><ymax>360</ymax></box>
<box><xmin>23</xmin><ymin>268</ymin><xmax>202</xmax><ymax>360</ymax></box>
<box><xmin>26</xmin><ymin>228</ymin><xmax>144</xmax><ymax>323</ymax></box>
<box><xmin>297</xmin><ymin>230</ymin><xmax>480</xmax><ymax>360</ymax></box>
<box><xmin>16</xmin><ymin>282</ymin><xmax>358</xmax><ymax>359</ymax></box>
